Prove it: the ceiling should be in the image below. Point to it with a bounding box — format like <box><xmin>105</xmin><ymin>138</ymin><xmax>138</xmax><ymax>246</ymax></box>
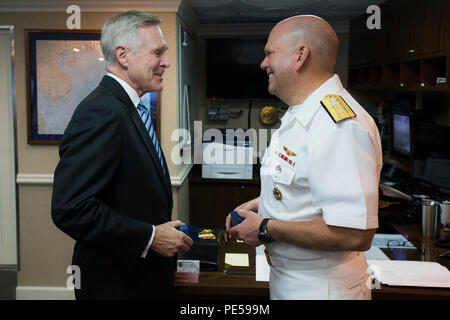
<box><xmin>0</xmin><ymin>0</ymin><xmax>387</xmax><ymax>34</ymax></box>
<box><xmin>190</xmin><ymin>0</ymin><xmax>386</xmax><ymax>24</ymax></box>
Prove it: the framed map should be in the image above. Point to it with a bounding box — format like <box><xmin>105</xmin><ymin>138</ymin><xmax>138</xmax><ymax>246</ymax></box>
<box><xmin>26</xmin><ymin>30</ymin><xmax>161</xmax><ymax>144</ymax></box>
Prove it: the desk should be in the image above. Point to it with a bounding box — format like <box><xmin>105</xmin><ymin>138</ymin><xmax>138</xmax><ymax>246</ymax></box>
<box><xmin>176</xmin><ymin>234</ymin><xmax>269</xmax><ymax>300</ymax></box>
<box><xmin>175</xmin><ymin>211</ymin><xmax>450</xmax><ymax>300</ymax></box>
<box><xmin>373</xmin><ymin>207</ymin><xmax>450</xmax><ymax>299</ymax></box>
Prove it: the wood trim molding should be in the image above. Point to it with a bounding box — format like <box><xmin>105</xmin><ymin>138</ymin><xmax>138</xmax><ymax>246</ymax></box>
<box><xmin>16</xmin><ymin>173</ymin><xmax>53</xmax><ymax>185</ymax></box>
<box><xmin>0</xmin><ymin>0</ymin><xmax>182</xmax><ymax>12</ymax></box>
<box><xmin>16</xmin><ymin>164</ymin><xmax>193</xmax><ymax>187</ymax></box>
<box><xmin>170</xmin><ymin>163</ymin><xmax>193</xmax><ymax>187</ymax></box>
<box><xmin>16</xmin><ymin>286</ymin><xmax>75</xmax><ymax>300</ymax></box>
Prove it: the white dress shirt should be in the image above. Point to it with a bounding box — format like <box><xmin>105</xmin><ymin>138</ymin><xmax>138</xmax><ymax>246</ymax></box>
<box><xmin>259</xmin><ymin>74</ymin><xmax>382</xmax><ymax>299</ymax></box>
<box><xmin>106</xmin><ymin>72</ymin><xmax>155</xmax><ymax>258</ymax></box>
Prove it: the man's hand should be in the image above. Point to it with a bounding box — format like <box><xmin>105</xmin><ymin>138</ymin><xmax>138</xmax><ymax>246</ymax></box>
<box><xmin>234</xmin><ymin>197</ymin><xmax>260</xmax><ymax>212</ymax></box>
<box><xmin>150</xmin><ymin>220</ymin><xmax>193</xmax><ymax>257</ymax></box>
<box><xmin>226</xmin><ymin>209</ymin><xmax>264</xmax><ymax>248</ymax></box>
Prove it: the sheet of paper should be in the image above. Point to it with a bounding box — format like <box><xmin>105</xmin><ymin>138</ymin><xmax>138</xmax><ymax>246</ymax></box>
<box><xmin>379</xmin><ymin>184</ymin><xmax>413</xmax><ymax>201</ymax></box>
<box><xmin>364</xmin><ymin>246</ymin><xmax>390</xmax><ymax>260</ymax></box>
<box><xmin>255</xmin><ymin>254</ymin><xmax>270</xmax><ymax>282</ymax></box>
<box><xmin>255</xmin><ymin>244</ymin><xmax>265</xmax><ymax>256</ymax></box>
<box><xmin>225</xmin><ymin>253</ymin><xmax>249</xmax><ymax>267</ymax></box>
<box><xmin>255</xmin><ymin>245</ymin><xmax>270</xmax><ymax>282</ymax></box>
<box><xmin>367</xmin><ymin>260</ymin><xmax>450</xmax><ymax>288</ymax></box>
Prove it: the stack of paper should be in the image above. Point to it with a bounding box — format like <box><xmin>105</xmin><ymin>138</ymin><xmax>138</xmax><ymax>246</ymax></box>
<box><xmin>367</xmin><ymin>260</ymin><xmax>450</xmax><ymax>288</ymax></box>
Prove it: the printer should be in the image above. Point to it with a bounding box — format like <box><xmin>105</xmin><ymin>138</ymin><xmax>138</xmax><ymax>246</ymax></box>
<box><xmin>202</xmin><ymin>129</ymin><xmax>254</xmax><ymax>180</ymax></box>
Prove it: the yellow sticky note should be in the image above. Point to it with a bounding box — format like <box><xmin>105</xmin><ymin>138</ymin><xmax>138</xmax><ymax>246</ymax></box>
<box><xmin>225</xmin><ymin>253</ymin><xmax>249</xmax><ymax>267</ymax></box>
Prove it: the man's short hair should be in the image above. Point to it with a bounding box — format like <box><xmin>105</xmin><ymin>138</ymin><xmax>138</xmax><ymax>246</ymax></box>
<box><xmin>100</xmin><ymin>10</ymin><xmax>162</xmax><ymax>66</ymax></box>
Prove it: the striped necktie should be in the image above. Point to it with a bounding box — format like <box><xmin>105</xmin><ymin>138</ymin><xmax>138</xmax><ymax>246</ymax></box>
<box><xmin>137</xmin><ymin>101</ymin><xmax>165</xmax><ymax>175</ymax></box>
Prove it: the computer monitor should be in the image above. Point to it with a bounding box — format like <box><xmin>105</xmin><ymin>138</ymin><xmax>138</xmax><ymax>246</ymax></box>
<box><xmin>392</xmin><ymin>112</ymin><xmax>411</xmax><ymax>156</ymax></box>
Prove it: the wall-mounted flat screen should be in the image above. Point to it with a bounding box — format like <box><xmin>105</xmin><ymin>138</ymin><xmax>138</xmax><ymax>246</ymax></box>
<box><xmin>206</xmin><ymin>38</ymin><xmax>272</xmax><ymax>99</ymax></box>
<box><xmin>393</xmin><ymin>112</ymin><xmax>411</xmax><ymax>156</ymax></box>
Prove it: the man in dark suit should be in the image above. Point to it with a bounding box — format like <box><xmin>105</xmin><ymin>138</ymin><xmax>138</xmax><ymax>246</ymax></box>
<box><xmin>51</xmin><ymin>11</ymin><xmax>193</xmax><ymax>300</ymax></box>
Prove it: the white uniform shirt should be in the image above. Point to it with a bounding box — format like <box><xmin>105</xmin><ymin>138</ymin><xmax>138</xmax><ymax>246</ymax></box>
<box><xmin>259</xmin><ymin>74</ymin><xmax>383</xmax><ymax>262</ymax></box>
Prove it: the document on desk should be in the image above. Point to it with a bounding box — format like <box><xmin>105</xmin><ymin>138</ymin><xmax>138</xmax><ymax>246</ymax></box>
<box><xmin>225</xmin><ymin>253</ymin><xmax>249</xmax><ymax>267</ymax></box>
<box><xmin>255</xmin><ymin>245</ymin><xmax>270</xmax><ymax>282</ymax></box>
<box><xmin>367</xmin><ymin>260</ymin><xmax>450</xmax><ymax>288</ymax></box>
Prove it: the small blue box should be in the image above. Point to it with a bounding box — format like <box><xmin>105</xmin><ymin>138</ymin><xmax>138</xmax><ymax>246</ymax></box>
<box><xmin>230</xmin><ymin>211</ymin><xmax>245</xmax><ymax>228</ymax></box>
<box><xmin>177</xmin><ymin>224</ymin><xmax>199</xmax><ymax>241</ymax></box>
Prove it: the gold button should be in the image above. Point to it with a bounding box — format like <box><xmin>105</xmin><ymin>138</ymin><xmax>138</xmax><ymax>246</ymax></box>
<box><xmin>273</xmin><ymin>188</ymin><xmax>282</xmax><ymax>201</ymax></box>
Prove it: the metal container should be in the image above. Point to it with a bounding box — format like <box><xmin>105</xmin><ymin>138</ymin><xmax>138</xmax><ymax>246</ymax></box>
<box><xmin>438</xmin><ymin>200</ymin><xmax>450</xmax><ymax>231</ymax></box>
<box><xmin>421</xmin><ymin>199</ymin><xmax>438</xmax><ymax>238</ymax></box>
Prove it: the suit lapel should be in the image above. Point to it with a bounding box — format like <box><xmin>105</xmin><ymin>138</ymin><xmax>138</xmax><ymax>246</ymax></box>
<box><xmin>99</xmin><ymin>76</ymin><xmax>172</xmax><ymax>199</ymax></box>
<box><xmin>161</xmin><ymin>151</ymin><xmax>173</xmax><ymax>201</ymax></box>
<box><xmin>128</xmin><ymin>107</ymin><xmax>172</xmax><ymax>194</ymax></box>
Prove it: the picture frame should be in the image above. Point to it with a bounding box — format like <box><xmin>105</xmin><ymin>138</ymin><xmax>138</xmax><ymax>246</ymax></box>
<box><xmin>25</xmin><ymin>29</ymin><xmax>161</xmax><ymax>144</ymax></box>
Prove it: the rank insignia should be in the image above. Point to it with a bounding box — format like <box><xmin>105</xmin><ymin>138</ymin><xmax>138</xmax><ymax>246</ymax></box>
<box><xmin>273</xmin><ymin>188</ymin><xmax>282</xmax><ymax>201</ymax></box>
<box><xmin>283</xmin><ymin>146</ymin><xmax>297</xmax><ymax>157</ymax></box>
<box><xmin>275</xmin><ymin>151</ymin><xmax>296</xmax><ymax>167</ymax></box>
<box><xmin>321</xmin><ymin>94</ymin><xmax>356</xmax><ymax>123</ymax></box>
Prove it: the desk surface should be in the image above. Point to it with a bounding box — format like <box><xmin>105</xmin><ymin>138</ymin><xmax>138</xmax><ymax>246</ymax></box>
<box><xmin>373</xmin><ymin>207</ymin><xmax>450</xmax><ymax>299</ymax></box>
<box><xmin>175</xmin><ymin>209</ymin><xmax>450</xmax><ymax>300</ymax></box>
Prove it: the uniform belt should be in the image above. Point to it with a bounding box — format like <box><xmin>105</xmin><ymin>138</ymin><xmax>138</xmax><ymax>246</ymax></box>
<box><xmin>264</xmin><ymin>249</ymin><xmax>359</xmax><ymax>271</ymax></box>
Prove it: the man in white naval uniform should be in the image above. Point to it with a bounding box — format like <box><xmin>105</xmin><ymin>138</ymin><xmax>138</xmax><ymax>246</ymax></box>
<box><xmin>226</xmin><ymin>15</ymin><xmax>382</xmax><ymax>300</ymax></box>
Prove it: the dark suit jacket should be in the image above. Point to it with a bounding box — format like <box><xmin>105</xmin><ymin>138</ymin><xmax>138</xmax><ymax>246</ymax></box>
<box><xmin>51</xmin><ymin>76</ymin><xmax>174</xmax><ymax>300</ymax></box>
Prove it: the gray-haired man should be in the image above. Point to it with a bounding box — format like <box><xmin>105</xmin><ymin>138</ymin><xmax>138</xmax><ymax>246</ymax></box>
<box><xmin>52</xmin><ymin>10</ymin><xmax>193</xmax><ymax>300</ymax></box>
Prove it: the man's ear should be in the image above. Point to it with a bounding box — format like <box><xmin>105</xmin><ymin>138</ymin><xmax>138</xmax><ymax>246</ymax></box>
<box><xmin>114</xmin><ymin>45</ymin><xmax>128</xmax><ymax>67</ymax></box>
<box><xmin>294</xmin><ymin>45</ymin><xmax>309</xmax><ymax>72</ymax></box>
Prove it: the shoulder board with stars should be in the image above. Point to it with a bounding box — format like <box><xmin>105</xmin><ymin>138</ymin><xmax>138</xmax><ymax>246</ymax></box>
<box><xmin>320</xmin><ymin>94</ymin><xmax>356</xmax><ymax>123</ymax></box>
